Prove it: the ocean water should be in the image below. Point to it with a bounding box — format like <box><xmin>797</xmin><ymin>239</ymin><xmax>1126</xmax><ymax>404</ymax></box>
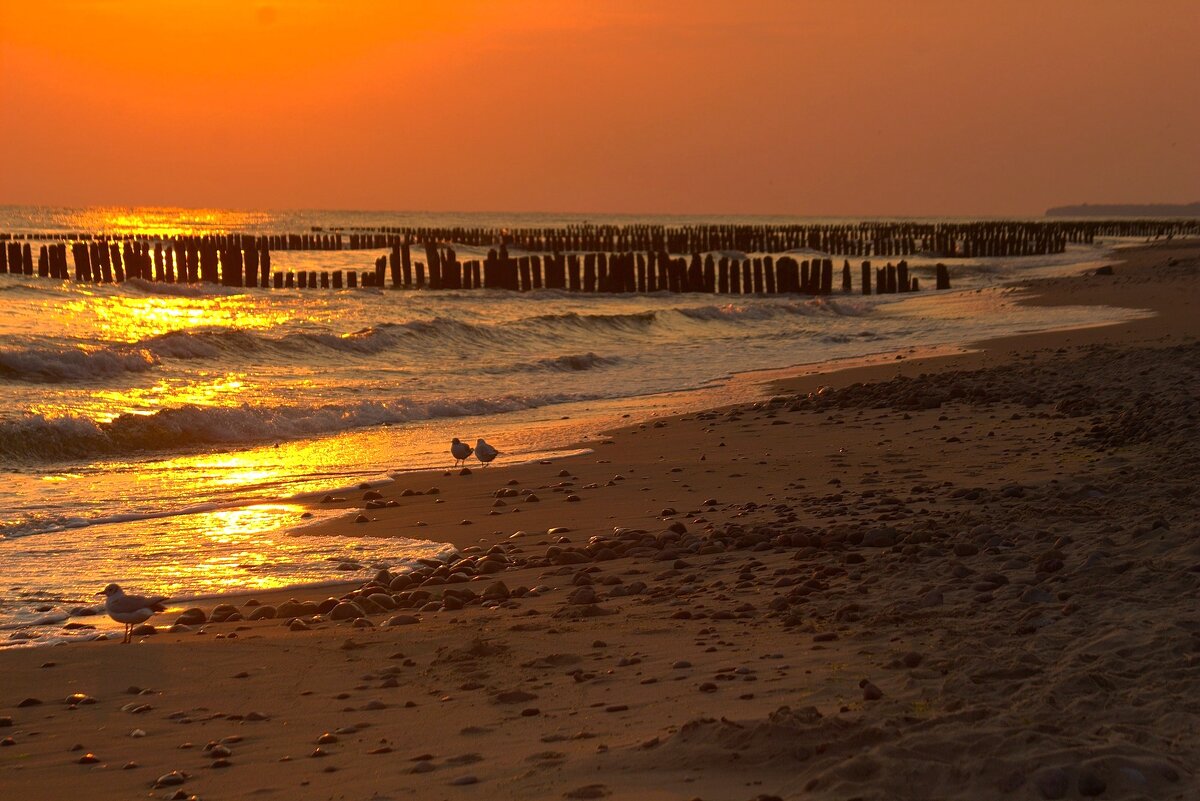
<box><xmin>0</xmin><ymin>206</ymin><xmax>1153</xmax><ymax>644</ymax></box>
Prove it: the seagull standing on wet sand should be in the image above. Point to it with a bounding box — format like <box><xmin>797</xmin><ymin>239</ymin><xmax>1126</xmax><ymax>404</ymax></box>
<box><xmin>475</xmin><ymin>438</ymin><xmax>499</xmax><ymax>467</ymax></box>
<box><xmin>451</xmin><ymin>437</ymin><xmax>473</xmax><ymax>467</ymax></box>
<box><xmin>97</xmin><ymin>583</ymin><xmax>167</xmax><ymax>644</ymax></box>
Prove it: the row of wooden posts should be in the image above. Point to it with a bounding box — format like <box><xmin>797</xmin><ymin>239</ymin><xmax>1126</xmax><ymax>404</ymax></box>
<box><xmin>0</xmin><ymin>237</ymin><xmax>950</xmax><ymax>294</ymax></box>
<box><xmin>342</xmin><ymin>219</ymin><xmax>1199</xmax><ymax>257</ymax></box>
<box><xmin>4</xmin><ymin>219</ymin><xmax>1196</xmax><ymax>259</ymax></box>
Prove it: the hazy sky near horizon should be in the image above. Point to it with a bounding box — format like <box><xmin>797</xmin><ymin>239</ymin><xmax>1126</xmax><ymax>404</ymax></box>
<box><xmin>1</xmin><ymin>0</ymin><xmax>1197</xmax><ymax>216</ymax></box>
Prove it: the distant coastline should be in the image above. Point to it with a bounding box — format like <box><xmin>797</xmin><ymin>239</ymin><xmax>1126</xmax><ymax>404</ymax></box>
<box><xmin>1047</xmin><ymin>202</ymin><xmax>1200</xmax><ymax>217</ymax></box>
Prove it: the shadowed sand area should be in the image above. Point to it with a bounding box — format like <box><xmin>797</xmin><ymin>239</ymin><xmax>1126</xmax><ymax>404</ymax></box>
<box><xmin>0</xmin><ymin>241</ymin><xmax>1197</xmax><ymax>800</ymax></box>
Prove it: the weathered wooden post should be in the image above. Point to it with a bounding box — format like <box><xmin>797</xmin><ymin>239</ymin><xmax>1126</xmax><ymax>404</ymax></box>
<box><xmin>244</xmin><ymin>239</ymin><xmax>259</xmax><ymax>288</ymax></box>
<box><xmin>72</xmin><ymin>243</ymin><xmax>88</xmax><ymax>281</ymax></box>
<box><xmin>842</xmin><ymin>260</ymin><xmax>852</xmax><ymax>292</ymax></box>
<box><xmin>583</xmin><ymin>253</ymin><xmax>596</xmax><ymax>293</ymax></box>
<box><xmin>886</xmin><ymin>263</ymin><xmax>897</xmax><ymax>293</ymax></box>
<box><xmin>96</xmin><ymin>243</ymin><xmax>112</xmax><ymax>282</ymax></box>
<box><xmin>567</xmin><ymin>254</ymin><xmax>581</xmax><ymax>291</ymax></box>
<box><xmin>401</xmin><ymin>240</ymin><xmax>412</xmax><ymax>287</ymax></box>
<box><xmin>285</xmin><ymin>272</ymin><xmax>295</xmax><ymax>288</ymax></box>
<box><xmin>484</xmin><ymin>248</ymin><xmax>500</xmax><ymax>290</ymax></box>
<box><xmin>390</xmin><ymin>243</ymin><xmax>402</xmax><ymax>288</ymax></box>
<box><xmin>875</xmin><ymin>267</ymin><xmax>885</xmax><ymax>294</ymax></box>
<box><xmin>518</xmin><ymin>256</ymin><xmax>532</xmax><ymax>291</ymax></box>
<box><xmin>332</xmin><ymin>271</ymin><xmax>343</xmax><ymax>289</ymax></box>
<box><xmin>596</xmin><ymin>252</ymin><xmax>609</xmax><ymax>292</ymax></box>
<box><xmin>423</xmin><ymin>243</ymin><xmax>441</xmax><ymax>289</ymax></box>
<box><xmin>260</xmin><ymin>240</ymin><xmax>271</xmax><ymax>287</ymax></box>
<box><xmin>347</xmin><ymin>271</ymin><xmax>358</xmax><ymax>289</ymax></box>
<box><xmin>897</xmin><ymin>260</ymin><xmax>908</xmax><ymax>292</ymax></box>
<box><xmin>199</xmin><ymin>245</ymin><xmax>216</xmax><ymax>286</ymax></box>
<box><xmin>821</xmin><ymin>258</ymin><xmax>833</xmax><ymax>294</ymax></box>
<box><xmin>936</xmin><ymin>263</ymin><xmax>950</xmax><ymax>290</ymax></box>
<box><xmin>297</xmin><ymin>269</ymin><xmax>307</xmax><ymax>288</ymax></box>
<box><xmin>530</xmin><ymin>255</ymin><xmax>543</xmax><ymax>290</ymax></box>
<box><xmin>230</xmin><ymin>243</ymin><xmax>245</xmax><ymax>287</ymax></box>
<box><xmin>152</xmin><ymin>243</ymin><xmax>164</xmax><ymax>282</ymax></box>
<box><xmin>110</xmin><ymin>243</ymin><xmax>124</xmax><ymax>282</ymax></box>
<box><xmin>273</xmin><ymin>272</ymin><xmax>284</xmax><ymax>289</ymax></box>
<box><xmin>37</xmin><ymin>245</ymin><xmax>49</xmax><ymax>278</ymax></box>
<box><xmin>688</xmin><ymin>254</ymin><xmax>704</xmax><ymax>293</ymax></box>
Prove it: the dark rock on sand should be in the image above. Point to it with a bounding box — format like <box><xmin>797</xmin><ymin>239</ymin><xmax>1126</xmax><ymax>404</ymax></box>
<box><xmin>329</xmin><ymin>602</ymin><xmax>366</xmax><ymax>621</ymax></box>
<box><xmin>247</xmin><ymin>605</ymin><xmax>276</xmax><ymax>621</ymax></box>
<box><xmin>175</xmin><ymin>608</ymin><xmax>206</xmax><ymax>626</ymax></box>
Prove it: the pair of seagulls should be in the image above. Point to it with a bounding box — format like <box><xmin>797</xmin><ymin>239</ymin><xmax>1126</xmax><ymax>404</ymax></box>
<box><xmin>451</xmin><ymin>437</ymin><xmax>499</xmax><ymax>468</ymax></box>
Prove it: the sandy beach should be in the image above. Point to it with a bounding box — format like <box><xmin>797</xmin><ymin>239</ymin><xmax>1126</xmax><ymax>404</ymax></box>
<box><xmin>2</xmin><ymin>240</ymin><xmax>1197</xmax><ymax>801</ymax></box>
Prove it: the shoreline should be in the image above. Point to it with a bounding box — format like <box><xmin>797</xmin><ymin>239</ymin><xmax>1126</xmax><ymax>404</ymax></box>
<box><xmin>2</xmin><ymin>241</ymin><xmax>1172</xmax><ymax>638</ymax></box>
<box><xmin>1</xmin><ymin>239</ymin><xmax>1196</xmax><ymax>799</ymax></box>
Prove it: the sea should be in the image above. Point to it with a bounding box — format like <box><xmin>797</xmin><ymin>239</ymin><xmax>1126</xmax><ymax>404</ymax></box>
<box><xmin>0</xmin><ymin>206</ymin><xmax>1152</xmax><ymax>645</ymax></box>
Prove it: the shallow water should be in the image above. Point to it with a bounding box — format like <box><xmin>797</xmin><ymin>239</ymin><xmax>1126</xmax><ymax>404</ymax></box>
<box><xmin>0</xmin><ymin>207</ymin><xmax>1152</xmax><ymax>641</ymax></box>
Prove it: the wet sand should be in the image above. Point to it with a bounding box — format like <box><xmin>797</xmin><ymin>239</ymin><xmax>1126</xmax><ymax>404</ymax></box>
<box><xmin>1</xmin><ymin>240</ymin><xmax>1197</xmax><ymax>800</ymax></box>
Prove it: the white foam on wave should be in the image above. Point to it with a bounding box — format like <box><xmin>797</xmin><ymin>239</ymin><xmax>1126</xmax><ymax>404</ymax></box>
<box><xmin>0</xmin><ymin>344</ymin><xmax>158</xmax><ymax>382</ymax></box>
<box><xmin>0</xmin><ymin>391</ymin><xmax>598</xmax><ymax>463</ymax></box>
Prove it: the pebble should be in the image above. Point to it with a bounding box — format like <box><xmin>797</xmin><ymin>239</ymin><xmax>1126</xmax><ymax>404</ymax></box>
<box><xmin>329</xmin><ymin>602</ymin><xmax>365</xmax><ymax>621</ymax></box>
<box><xmin>175</xmin><ymin>608</ymin><xmax>207</xmax><ymax>626</ymax></box>
<box><xmin>154</xmin><ymin>770</ymin><xmax>186</xmax><ymax>787</ymax></box>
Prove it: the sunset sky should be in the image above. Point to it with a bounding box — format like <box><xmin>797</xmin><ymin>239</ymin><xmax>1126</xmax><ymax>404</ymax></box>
<box><xmin>1</xmin><ymin>0</ymin><xmax>1197</xmax><ymax>216</ymax></box>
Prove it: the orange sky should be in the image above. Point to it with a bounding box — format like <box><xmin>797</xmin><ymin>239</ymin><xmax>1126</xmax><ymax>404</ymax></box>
<box><xmin>1</xmin><ymin>0</ymin><xmax>1197</xmax><ymax>215</ymax></box>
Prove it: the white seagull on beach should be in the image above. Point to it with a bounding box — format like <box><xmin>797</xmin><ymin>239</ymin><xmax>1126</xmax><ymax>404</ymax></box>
<box><xmin>97</xmin><ymin>583</ymin><xmax>168</xmax><ymax>644</ymax></box>
<box><xmin>451</xmin><ymin>437</ymin><xmax>473</xmax><ymax>467</ymax></box>
<box><xmin>474</xmin><ymin>438</ymin><xmax>499</xmax><ymax>467</ymax></box>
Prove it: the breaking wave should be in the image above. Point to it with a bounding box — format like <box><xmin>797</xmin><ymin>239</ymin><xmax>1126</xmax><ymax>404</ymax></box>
<box><xmin>0</xmin><ymin>393</ymin><xmax>594</xmax><ymax>463</ymax></box>
<box><xmin>0</xmin><ymin>298</ymin><xmax>873</xmax><ymax>383</ymax></box>
<box><xmin>0</xmin><ymin>345</ymin><xmax>158</xmax><ymax>383</ymax></box>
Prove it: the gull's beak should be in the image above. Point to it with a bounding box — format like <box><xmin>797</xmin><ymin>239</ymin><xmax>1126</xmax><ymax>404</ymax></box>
<box><xmin>95</xmin><ymin>590</ymin><xmax>105</xmax><ymax>596</ymax></box>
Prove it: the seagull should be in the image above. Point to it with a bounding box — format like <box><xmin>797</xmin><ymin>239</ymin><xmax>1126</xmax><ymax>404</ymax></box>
<box><xmin>474</xmin><ymin>438</ymin><xmax>499</xmax><ymax>467</ymax></box>
<box><xmin>450</xmin><ymin>437</ymin><xmax>473</xmax><ymax>467</ymax></box>
<box><xmin>97</xmin><ymin>584</ymin><xmax>168</xmax><ymax>644</ymax></box>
